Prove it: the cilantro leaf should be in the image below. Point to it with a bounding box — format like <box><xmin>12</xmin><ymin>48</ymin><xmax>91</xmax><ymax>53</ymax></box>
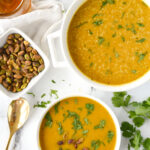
<box><xmin>121</xmin><ymin>122</ymin><xmax>136</xmax><ymax>138</ymax></box>
<box><xmin>34</xmin><ymin>100</ymin><xmax>50</xmax><ymax>108</ymax></box>
<box><xmin>45</xmin><ymin>112</ymin><xmax>53</xmax><ymax>127</ymax></box>
<box><xmin>112</xmin><ymin>92</ymin><xmax>131</xmax><ymax>107</ymax></box>
<box><xmin>133</xmin><ymin>117</ymin><xmax>145</xmax><ymax>127</ymax></box>
<box><xmin>143</xmin><ymin>138</ymin><xmax>150</xmax><ymax>150</ymax></box>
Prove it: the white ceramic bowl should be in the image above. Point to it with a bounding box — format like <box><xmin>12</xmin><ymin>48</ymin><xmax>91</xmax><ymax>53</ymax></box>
<box><xmin>48</xmin><ymin>0</ymin><xmax>150</xmax><ymax>92</ymax></box>
<box><xmin>37</xmin><ymin>94</ymin><xmax>121</xmax><ymax>150</ymax></box>
<box><xmin>0</xmin><ymin>28</ymin><xmax>49</xmax><ymax>99</ymax></box>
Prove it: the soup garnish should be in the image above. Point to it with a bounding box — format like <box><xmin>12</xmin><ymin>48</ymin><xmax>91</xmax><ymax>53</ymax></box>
<box><xmin>39</xmin><ymin>97</ymin><xmax>117</xmax><ymax>150</ymax></box>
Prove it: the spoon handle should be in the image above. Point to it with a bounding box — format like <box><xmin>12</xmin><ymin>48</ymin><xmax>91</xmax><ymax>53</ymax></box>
<box><xmin>6</xmin><ymin>133</ymin><xmax>13</xmax><ymax>150</ymax></box>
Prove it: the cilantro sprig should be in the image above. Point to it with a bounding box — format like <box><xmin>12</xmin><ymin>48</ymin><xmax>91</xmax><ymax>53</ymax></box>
<box><xmin>112</xmin><ymin>92</ymin><xmax>150</xmax><ymax>150</ymax></box>
<box><xmin>111</xmin><ymin>92</ymin><xmax>150</xmax><ymax>127</ymax></box>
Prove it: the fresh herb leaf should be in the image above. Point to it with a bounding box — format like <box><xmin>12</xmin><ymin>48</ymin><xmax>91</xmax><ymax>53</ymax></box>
<box><xmin>88</xmin><ymin>29</ymin><xmax>93</xmax><ymax>35</ymax></box>
<box><xmin>136</xmin><ymin>38</ymin><xmax>146</xmax><ymax>43</ymax></box>
<box><xmin>50</xmin><ymin>89</ymin><xmax>58</xmax><ymax>99</ymax></box>
<box><xmin>66</xmin><ymin>110</ymin><xmax>83</xmax><ymax>131</ymax></box>
<box><xmin>86</xmin><ymin>103</ymin><xmax>94</xmax><ymax>111</ymax></box>
<box><xmin>130</xmin><ymin>130</ymin><xmax>143</xmax><ymax>150</ymax></box>
<box><xmin>51</xmin><ymin>80</ymin><xmax>56</xmax><ymax>84</ymax></box>
<box><xmin>92</xmin><ymin>14</ymin><xmax>99</xmax><ymax>18</ymax></box>
<box><xmin>132</xmin><ymin>70</ymin><xmax>137</xmax><ymax>74</ymax></box>
<box><xmin>27</xmin><ymin>92</ymin><xmax>35</xmax><ymax>97</ymax></box>
<box><xmin>112</xmin><ymin>32</ymin><xmax>116</xmax><ymax>38</ymax></box>
<box><xmin>127</xmin><ymin>24</ymin><xmax>137</xmax><ymax>34</ymax></box>
<box><xmin>118</xmin><ymin>24</ymin><xmax>123</xmax><ymax>29</ymax></box>
<box><xmin>107</xmin><ymin>131</ymin><xmax>114</xmax><ymax>143</ymax></box>
<box><xmin>121</xmin><ymin>122</ymin><xmax>136</xmax><ymax>138</ymax></box>
<box><xmin>101</xmin><ymin>0</ymin><xmax>115</xmax><ymax>9</ymax></box>
<box><xmin>121</xmin><ymin>12</ymin><xmax>126</xmax><ymax>19</ymax></box>
<box><xmin>93</xmin><ymin>20</ymin><xmax>103</xmax><ymax>26</ymax></box>
<box><xmin>82</xmin><ymin>130</ymin><xmax>89</xmax><ymax>135</ymax></box>
<box><xmin>57</xmin><ymin>122</ymin><xmax>64</xmax><ymax>135</ymax></box>
<box><xmin>54</xmin><ymin>102</ymin><xmax>60</xmax><ymax>114</ymax></box>
<box><xmin>137</xmin><ymin>23</ymin><xmax>144</xmax><ymax>27</ymax></box>
<box><xmin>94</xmin><ymin>120</ymin><xmax>106</xmax><ymax>129</ymax></box>
<box><xmin>143</xmin><ymin>138</ymin><xmax>150</xmax><ymax>150</ymax></box>
<box><xmin>45</xmin><ymin>112</ymin><xmax>53</xmax><ymax>127</ymax></box>
<box><xmin>86</xmin><ymin>103</ymin><xmax>94</xmax><ymax>115</ymax></box>
<box><xmin>112</xmin><ymin>92</ymin><xmax>131</xmax><ymax>107</ymax></box>
<box><xmin>98</xmin><ymin>37</ymin><xmax>105</xmax><ymax>45</ymax></box>
<box><xmin>121</xmin><ymin>36</ymin><xmax>125</xmax><ymax>42</ymax></box>
<box><xmin>76</xmin><ymin>21</ymin><xmax>88</xmax><ymax>28</ymax></box>
<box><xmin>74</xmin><ymin>98</ymin><xmax>78</xmax><ymax>104</ymax></box>
<box><xmin>138</xmin><ymin>53</ymin><xmax>147</xmax><ymax>62</ymax></box>
<box><xmin>114</xmin><ymin>50</ymin><xmax>119</xmax><ymax>58</ymax></box>
<box><xmin>133</xmin><ymin>117</ymin><xmax>145</xmax><ymax>127</ymax></box>
<box><xmin>91</xmin><ymin>140</ymin><xmax>104</xmax><ymax>150</ymax></box>
<box><xmin>34</xmin><ymin>100</ymin><xmax>50</xmax><ymax>108</ymax></box>
<box><xmin>41</xmin><ymin>93</ymin><xmax>46</xmax><ymax>98</ymax></box>
<box><xmin>84</xmin><ymin>118</ymin><xmax>89</xmax><ymax>125</ymax></box>
<box><xmin>90</xmin><ymin>62</ymin><xmax>94</xmax><ymax>67</ymax></box>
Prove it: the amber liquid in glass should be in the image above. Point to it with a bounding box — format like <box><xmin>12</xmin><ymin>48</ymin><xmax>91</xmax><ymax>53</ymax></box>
<box><xmin>0</xmin><ymin>0</ymin><xmax>23</xmax><ymax>15</ymax></box>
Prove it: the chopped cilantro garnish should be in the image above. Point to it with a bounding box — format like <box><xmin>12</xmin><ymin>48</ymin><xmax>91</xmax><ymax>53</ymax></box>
<box><xmin>50</xmin><ymin>89</ymin><xmax>58</xmax><ymax>99</ymax></box>
<box><xmin>27</xmin><ymin>92</ymin><xmax>35</xmax><ymax>97</ymax></box>
<box><xmin>137</xmin><ymin>23</ymin><xmax>144</xmax><ymax>27</ymax></box>
<box><xmin>86</xmin><ymin>103</ymin><xmax>94</xmax><ymax>115</ymax></box>
<box><xmin>138</xmin><ymin>53</ymin><xmax>147</xmax><ymax>62</ymax></box>
<box><xmin>132</xmin><ymin>70</ymin><xmax>137</xmax><ymax>74</ymax></box>
<box><xmin>91</xmin><ymin>140</ymin><xmax>104</xmax><ymax>150</ymax></box>
<box><xmin>98</xmin><ymin>37</ymin><xmax>105</xmax><ymax>45</ymax></box>
<box><xmin>57</xmin><ymin>122</ymin><xmax>64</xmax><ymax>135</ymax></box>
<box><xmin>34</xmin><ymin>100</ymin><xmax>50</xmax><ymax>108</ymax></box>
<box><xmin>107</xmin><ymin>131</ymin><xmax>114</xmax><ymax>143</ymax></box>
<box><xmin>82</xmin><ymin>130</ymin><xmax>89</xmax><ymax>135</ymax></box>
<box><xmin>112</xmin><ymin>32</ymin><xmax>116</xmax><ymax>38</ymax></box>
<box><xmin>101</xmin><ymin>0</ymin><xmax>115</xmax><ymax>9</ymax></box>
<box><xmin>45</xmin><ymin>112</ymin><xmax>53</xmax><ymax>127</ymax></box>
<box><xmin>127</xmin><ymin>24</ymin><xmax>136</xmax><ymax>34</ymax></box>
<box><xmin>51</xmin><ymin>80</ymin><xmax>56</xmax><ymax>84</ymax></box>
<box><xmin>94</xmin><ymin>120</ymin><xmax>106</xmax><ymax>129</ymax></box>
<box><xmin>136</xmin><ymin>38</ymin><xmax>146</xmax><ymax>43</ymax></box>
<box><xmin>74</xmin><ymin>98</ymin><xmax>78</xmax><ymax>104</ymax></box>
<box><xmin>118</xmin><ymin>24</ymin><xmax>123</xmax><ymax>29</ymax></box>
<box><xmin>90</xmin><ymin>62</ymin><xmax>94</xmax><ymax>67</ymax></box>
<box><xmin>88</xmin><ymin>29</ymin><xmax>93</xmax><ymax>35</ymax></box>
<box><xmin>76</xmin><ymin>21</ymin><xmax>88</xmax><ymax>28</ymax></box>
<box><xmin>121</xmin><ymin>36</ymin><xmax>125</xmax><ymax>42</ymax></box>
<box><xmin>93</xmin><ymin>20</ymin><xmax>103</xmax><ymax>26</ymax></box>
<box><xmin>54</xmin><ymin>102</ymin><xmax>60</xmax><ymax>114</ymax></box>
<box><xmin>84</xmin><ymin>118</ymin><xmax>89</xmax><ymax>125</ymax></box>
<box><xmin>41</xmin><ymin>93</ymin><xmax>46</xmax><ymax>98</ymax></box>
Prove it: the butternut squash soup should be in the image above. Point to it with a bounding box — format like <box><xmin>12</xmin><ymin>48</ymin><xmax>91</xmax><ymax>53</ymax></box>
<box><xmin>68</xmin><ymin>0</ymin><xmax>150</xmax><ymax>85</ymax></box>
<box><xmin>39</xmin><ymin>97</ymin><xmax>116</xmax><ymax>150</ymax></box>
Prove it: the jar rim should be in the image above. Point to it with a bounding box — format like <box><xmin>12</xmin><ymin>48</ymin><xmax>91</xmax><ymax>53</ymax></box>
<box><xmin>0</xmin><ymin>0</ymin><xmax>24</xmax><ymax>16</ymax></box>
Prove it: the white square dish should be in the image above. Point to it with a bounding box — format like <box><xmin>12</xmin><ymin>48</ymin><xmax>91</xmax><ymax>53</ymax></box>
<box><xmin>0</xmin><ymin>28</ymin><xmax>50</xmax><ymax>99</ymax></box>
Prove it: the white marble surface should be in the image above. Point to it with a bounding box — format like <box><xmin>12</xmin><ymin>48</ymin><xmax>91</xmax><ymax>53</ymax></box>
<box><xmin>1</xmin><ymin>0</ymin><xmax>150</xmax><ymax>150</ymax></box>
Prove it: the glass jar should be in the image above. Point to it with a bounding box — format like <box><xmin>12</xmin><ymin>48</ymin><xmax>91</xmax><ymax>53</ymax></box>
<box><xmin>0</xmin><ymin>0</ymin><xmax>31</xmax><ymax>18</ymax></box>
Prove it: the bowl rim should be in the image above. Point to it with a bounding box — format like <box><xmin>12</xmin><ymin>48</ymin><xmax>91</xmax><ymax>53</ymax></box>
<box><xmin>0</xmin><ymin>27</ymin><xmax>50</xmax><ymax>99</ymax></box>
<box><xmin>60</xmin><ymin>0</ymin><xmax>150</xmax><ymax>92</ymax></box>
<box><xmin>37</xmin><ymin>94</ymin><xmax>121</xmax><ymax>150</ymax></box>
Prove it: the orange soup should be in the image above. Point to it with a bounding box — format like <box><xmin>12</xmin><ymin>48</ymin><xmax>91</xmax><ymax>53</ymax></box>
<box><xmin>39</xmin><ymin>97</ymin><xmax>117</xmax><ymax>150</ymax></box>
<box><xmin>68</xmin><ymin>0</ymin><xmax>150</xmax><ymax>85</ymax></box>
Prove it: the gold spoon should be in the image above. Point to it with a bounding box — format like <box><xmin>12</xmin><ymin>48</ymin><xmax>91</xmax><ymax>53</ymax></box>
<box><xmin>6</xmin><ymin>98</ymin><xmax>30</xmax><ymax>150</ymax></box>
